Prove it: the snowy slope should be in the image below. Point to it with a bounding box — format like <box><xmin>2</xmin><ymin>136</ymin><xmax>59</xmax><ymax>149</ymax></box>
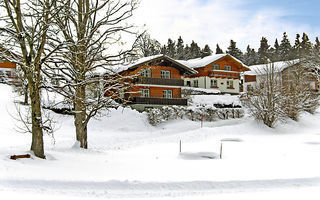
<box><xmin>1</xmin><ymin>84</ymin><xmax>320</xmax><ymax>199</ymax></box>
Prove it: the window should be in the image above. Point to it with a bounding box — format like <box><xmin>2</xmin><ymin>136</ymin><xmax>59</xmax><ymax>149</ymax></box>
<box><xmin>225</xmin><ymin>65</ymin><xmax>232</xmax><ymax>71</ymax></box>
<box><xmin>227</xmin><ymin>80</ymin><xmax>234</xmax><ymax>88</ymax></box>
<box><xmin>161</xmin><ymin>70</ymin><xmax>170</xmax><ymax>79</ymax></box>
<box><xmin>141</xmin><ymin>68</ymin><xmax>151</xmax><ymax>77</ymax></box>
<box><xmin>163</xmin><ymin>90</ymin><xmax>173</xmax><ymax>98</ymax></box>
<box><xmin>211</xmin><ymin>79</ymin><xmax>218</xmax><ymax>87</ymax></box>
<box><xmin>193</xmin><ymin>80</ymin><xmax>198</xmax><ymax>87</ymax></box>
<box><xmin>140</xmin><ymin>88</ymin><xmax>150</xmax><ymax>97</ymax></box>
<box><xmin>213</xmin><ymin>64</ymin><xmax>219</xmax><ymax>70</ymax></box>
<box><xmin>5</xmin><ymin>71</ymin><xmax>11</xmax><ymax>77</ymax></box>
<box><xmin>186</xmin><ymin>81</ymin><xmax>191</xmax><ymax>87</ymax></box>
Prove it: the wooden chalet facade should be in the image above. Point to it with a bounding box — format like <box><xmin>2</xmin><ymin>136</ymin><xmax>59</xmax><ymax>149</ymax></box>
<box><xmin>182</xmin><ymin>54</ymin><xmax>250</xmax><ymax>94</ymax></box>
<box><xmin>0</xmin><ymin>59</ymin><xmax>17</xmax><ymax>84</ymax></box>
<box><xmin>117</xmin><ymin>55</ymin><xmax>197</xmax><ymax>110</ymax></box>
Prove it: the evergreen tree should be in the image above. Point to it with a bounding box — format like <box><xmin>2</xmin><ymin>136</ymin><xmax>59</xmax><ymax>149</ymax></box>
<box><xmin>216</xmin><ymin>44</ymin><xmax>224</xmax><ymax>54</ymax></box>
<box><xmin>292</xmin><ymin>33</ymin><xmax>301</xmax><ymax>58</ymax></box>
<box><xmin>201</xmin><ymin>44</ymin><xmax>213</xmax><ymax>58</ymax></box>
<box><xmin>315</xmin><ymin>37</ymin><xmax>320</xmax><ymax>53</ymax></box>
<box><xmin>161</xmin><ymin>45</ymin><xmax>167</xmax><ymax>55</ymax></box>
<box><xmin>149</xmin><ymin>42</ymin><xmax>161</xmax><ymax>56</ymax></box>
<box><xmin>226</xmin><ymin>39</ymin><xmax>243</xmax><ymax>60</ymax></box>
<box><xmin>244</xmin><ymin>45</ymin><xmax>258</xmax><ymax>65</ymax></box>
<box><xmin>279</xmin><ymin>32</ymin><xmax>293</xmax><ymax>61</ymax></box>
<box><xmin>176</xmin><ymin>36</ymin><xmax>185</xmax><ymax>59</ymax></box>
<box><xmin>166</xmin><ymin>38</ymin><xmax>176</xmax><ymax>58</ymax></box>
<box><xmin>258</xmin><ymin>37</ymin><xmax>271</xmax><ymax>64</ymax></box>
<box><xmin>189</xmin><ymin>40</ymin><xmax>201</xmax><ymax>59</ymax></box>
<box><xmin>270</xmin><ymin>39</ymin><xmax>280</xmax><ymax>61</ymax></box>
<box><xmin>184</xmin><ymin>44</ymin><xmax>191</xmax><ymax>60</ymax></box>
<box><xmin>300</xmin><ymin>32</ymin><xmax>313</xmax><ymax>58</ymax></box>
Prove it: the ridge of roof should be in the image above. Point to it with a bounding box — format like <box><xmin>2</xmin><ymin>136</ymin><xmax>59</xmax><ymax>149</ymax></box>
<box><xmin>178</xmin><ymin>54</ymin><xmax>249</xmax><ymax>71</ymax></box>
<box><xmin>118</xmin><ymin>54</ymin><xmax>197</xmax><ymax>74</ymax></box>
<box><xmin>245</xmin><ymin>60</ymin><xmax>300</xmax><ymax>76</ymax></box>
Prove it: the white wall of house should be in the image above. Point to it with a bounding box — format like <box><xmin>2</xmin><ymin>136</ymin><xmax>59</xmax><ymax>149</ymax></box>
<box><xmin>184</xmin><ymin>77</ymin><xmax>240</xmax><ymax>94</ymax></box>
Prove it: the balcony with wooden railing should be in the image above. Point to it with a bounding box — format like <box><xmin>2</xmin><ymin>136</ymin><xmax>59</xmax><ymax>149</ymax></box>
<box><xmin>208</xmin><ymin>71</ymin><xmax>240</xmax><ymax>79</ymax></box>
<box><xmin>135</xmin><ymin>77</ymin><xmax>184</xmax><ymax>86</ymax></box>
<box><xmin>131</xmin><ymin>97</ymin><xmax>187</xmax><ymax>106</ymax></box>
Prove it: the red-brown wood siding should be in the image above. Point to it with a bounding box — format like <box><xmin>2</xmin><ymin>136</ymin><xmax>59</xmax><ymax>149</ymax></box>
<box><xmin>131</xmin><ymin>86</ymin><xmax>181</xmax><ymax>98</ymax></box>
<box><xmin>244</xmin><ymin>75</ymin><xmax>256</xmax><ymax>82</ymax></box>
<box><xmin>185</xmin><ymin>55</ymin><xmax>247</xmax><ymax>79</ymax></box>
<box><xmin>0</xmin><ymin>61</ymin><xmax>16</xmax><ymax>69</ymax></box>
<box><xmin>122</xmin><ymin>65</ymin><xmax>181</xmax><ymax>79</ymax></box>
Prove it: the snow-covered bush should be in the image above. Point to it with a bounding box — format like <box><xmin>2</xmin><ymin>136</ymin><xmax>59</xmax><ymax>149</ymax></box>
<box><xmin>147</xmin><ymin>105</ymin><xmax>244</xmax><ymax>126</ymax></box>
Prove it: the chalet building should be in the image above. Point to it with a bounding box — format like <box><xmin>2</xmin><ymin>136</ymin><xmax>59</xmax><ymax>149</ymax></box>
<box><xmin>181</xmin><ymin>54</ymin><xmax>250</xmax><ymax>94</ymax></box>
<box><xmin>244</xmin><ymin>60</ymin><xmax>319</xmax><ymax>92</ymax></box>
<box><xmin>0</xmin><ymin>59</ymin><xmax>17</xmax><ymax>84</ymax></box>
<box><xmin>117</xmin><ymin>55</ymin><xmax>197</xmax><ymax>111</ymax></box>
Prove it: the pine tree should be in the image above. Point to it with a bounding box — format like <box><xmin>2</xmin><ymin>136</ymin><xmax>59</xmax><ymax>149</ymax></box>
<box><xmin>292</xmin><ymin>34</ymin><xmax>301</xmax><ymax>59</ymax></box>
<box><xmin>216</xmin><ymin>44</ymin><xmax>224</xmax><ymax>54</ymax></box>
<box><xmin>226</xmin><ymin>40</ymin><xmax>243</xmax><ymax>60</ymax></box>
<box><xmin>300</xmin><ymin>32</ymin><xmax>313</xmax><ymax>58</ymax></box>
<box><xmin>258</xmin><ymin>37</ymin><xmax>271</xmax><ymax>64</ymax></box>
<box><xmin>161</xmin><ymin>45</ymin><xmax>167</xmax><ymax>55</ymax></box>
<box><xmin>190</xmin><ymin>40</ymin><xmax>201</xmax><ymax>59</ymax></box>
<box><xmin>201</xmin><ymin>44</ymin><xmax>213</xmax><ymax>58</ymax></box>
<box><xmin>184</xmin><ymin>44</ymin><xmax>191</xmax><ymax>60</ymax></box>
<box><xmin>166</xmin><ymin>38</ymin><xmax>176</xmax><ymax>58</ymax></box>
<box><xmin>279</xmin><ymin>32</ymin><xmax>293</xmax><ymax>61</ymax></box>
<box><xmin>270</xmin><ymin>39</ymin><xmax>280</xmax><ymax>61</ymax></box>
<box><xmin>244</xmin><ymin>45</ymin><xmax>258</xmax><ymax>65</ymax></box>
<box><xmin>176</xmin><ymin>36</ymin><xmax>185</xmax><ymax>59</ymax></box>
<box><xmin>315</xmin><ymin>37</ymin><xmax>320</xmax><ymax>53</ymax></box>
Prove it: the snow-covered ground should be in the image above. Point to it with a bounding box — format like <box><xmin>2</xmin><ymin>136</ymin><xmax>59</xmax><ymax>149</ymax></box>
<box><xmin>1</xmin><ymin>84</ymin><xmax>320</xmax><ymax>199</ymax></box>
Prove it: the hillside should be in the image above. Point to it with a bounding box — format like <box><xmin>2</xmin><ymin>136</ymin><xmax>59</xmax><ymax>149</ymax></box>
<box><xmin>1</xmin><ymin>84</ymin><xmax>320</xmax><ymax>200</ymax></box>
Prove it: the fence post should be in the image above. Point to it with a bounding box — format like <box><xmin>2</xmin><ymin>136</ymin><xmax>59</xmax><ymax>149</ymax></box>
<box><xmin>220</xmin><ymin>142</ymin><xmax>223</xmax><ymax>159</ymax></box>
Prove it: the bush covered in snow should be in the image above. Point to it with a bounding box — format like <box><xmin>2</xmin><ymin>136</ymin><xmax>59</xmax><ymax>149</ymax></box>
<box><xmin>147</xmin><ymin>105</ymin><xmax>244</xmax><ymax>126</ymax></box>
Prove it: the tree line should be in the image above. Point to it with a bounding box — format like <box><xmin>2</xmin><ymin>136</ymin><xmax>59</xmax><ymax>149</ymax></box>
<box><xmin>134</xmin><ymin>32</ymin><xmax>320</xmax><ymax>65</ymax></box>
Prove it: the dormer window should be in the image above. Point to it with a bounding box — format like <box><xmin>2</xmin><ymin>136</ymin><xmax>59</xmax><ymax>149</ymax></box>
<box><xmin>225</xmin><ymin>65</ymin><xmax>232</xmax><ymax>71</ymax></box>
<box><xmin>161</xmin><ymin>70</ymin><xmax>170</xmax><ymax>79</ymax></box>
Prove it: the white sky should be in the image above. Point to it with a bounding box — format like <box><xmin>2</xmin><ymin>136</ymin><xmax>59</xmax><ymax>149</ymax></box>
<box><xmin>133</xmin><ymin>0</ymin><xmax>320</xmax><ymax>51</ymax></box>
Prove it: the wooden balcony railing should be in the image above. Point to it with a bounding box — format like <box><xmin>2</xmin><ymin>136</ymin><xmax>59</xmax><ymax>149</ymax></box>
<box><xmin>135</xmin><ymin>77</ymin><xmax>184</xmax><ymax>86</ymax></box>
<box><xmin>131</xmin><ymin>97</ymin><xmax>187</xmax><ymax>106</ymax></box>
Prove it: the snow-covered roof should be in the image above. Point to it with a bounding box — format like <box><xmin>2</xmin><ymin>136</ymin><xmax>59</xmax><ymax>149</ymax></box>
<box><xmin>178</xmin><ymin>54</ymin><xmax>249</xmax><ymax>70</ymax></box>
<box><xmin>190</xmin><ymin>94</ymin><xmax>241</xmax><ymax>107</ymax></box>
<box><xmin>182</xmin><ymin>87</ymin><xmax>220</xmax><ymax>94</ymax></box>
<box><xmin>245</xmin><ymin>60</ymin><xmax>300</xmax><ymax>76</ymax></box>
<box><xmin>113</xmin><ymin>54</ymin><xmax>197</xmax><ymax>74</ymax></box>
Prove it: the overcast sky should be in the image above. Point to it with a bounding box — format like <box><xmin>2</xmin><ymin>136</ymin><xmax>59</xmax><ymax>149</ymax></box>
<box><xmin>134</xmin><ymin>0</ymin><xmax>320</xmax><ymax>51</ymax></box>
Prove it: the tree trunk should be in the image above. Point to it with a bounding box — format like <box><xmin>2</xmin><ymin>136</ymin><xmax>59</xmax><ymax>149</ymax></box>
<box><xmin>23</xmin><ymin>83</ymin><xmax>28</xmax><ymax>105</ymax></box>
<box><xmin>74</xmin><ymin>84</ymin><xmax>88</xmax><ymax>149</ymax></box>
<box><xmin>29</xmin><ymin>77</ymin><xmax>45</xmax><ymax>159</ymax></box>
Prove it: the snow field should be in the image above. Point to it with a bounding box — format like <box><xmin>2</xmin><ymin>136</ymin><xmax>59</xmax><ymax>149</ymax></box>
<box><xmin>0</xmin><ymin>84</ymin><xmax>320</xmax><ymax>199</ymax></box>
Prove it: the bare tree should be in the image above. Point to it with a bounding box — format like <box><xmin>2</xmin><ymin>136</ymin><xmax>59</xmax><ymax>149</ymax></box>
<box><xmin>0</xmin><ymin>0</ymin><xmax>61</xmax><ymax>158</ymax></box>
<box><xmin>43</xmin><ymin>0</ymin><xmax>139</xmax><ymax>148</ymax></box>
<box><xmin>241</xmin><ymin>63</ymin><xmax>285</xmax><ymax>127</ymax></box>
<box><xmin>132</xmin><ymin>32</ymin><xmax>161</xmax><ymax>59</ymax></box>
<box><xmin>281</xmin><ymin>62</ymin><xmax>319</xmax><ymax>120</ymax></box>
